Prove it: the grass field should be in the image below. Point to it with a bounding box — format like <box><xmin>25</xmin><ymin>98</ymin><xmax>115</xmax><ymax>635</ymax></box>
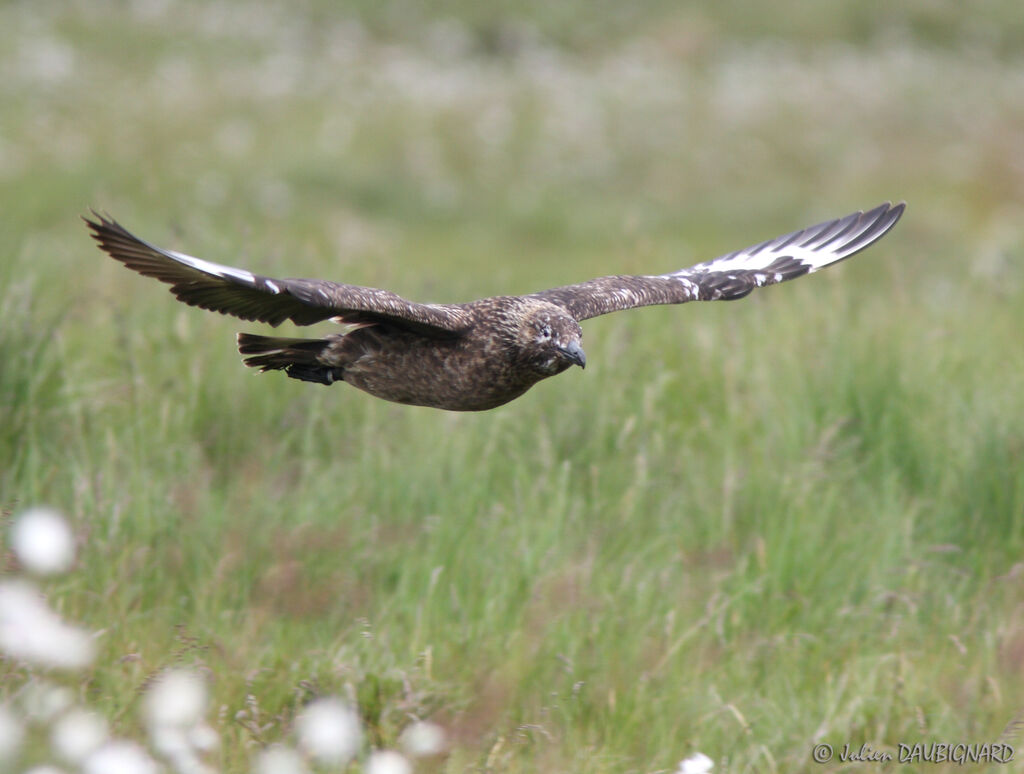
<box><xmin>3</xmin><ymin>2</ymin><xmax>1024</xmax><ymax>772</ymax></box>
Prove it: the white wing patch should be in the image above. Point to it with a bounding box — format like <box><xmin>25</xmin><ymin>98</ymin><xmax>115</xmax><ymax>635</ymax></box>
<box><xmin>166</xmin><ymin>248</ymin><xmax>256</xmax><ymax>284</ymax></box>
<box><xmin>658</xmin><ymin>202</ymin><xmax>904</xmax><ymax>283</ymax></box>
<box><xmin>660</xmin><ymin>242</ymin><xmax>828</xmax><ymax>279</ymax></box>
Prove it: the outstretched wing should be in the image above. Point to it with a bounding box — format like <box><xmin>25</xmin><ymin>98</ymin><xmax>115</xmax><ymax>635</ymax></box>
<box><xmin>531</xmin><ymin>202</ymin><xmax>905</xmax><ymax>321</ymax></box>
<box><xmin>85</xmin><ymin>213</ymin><xmax>471</xmax><ymax>336</ymax></box>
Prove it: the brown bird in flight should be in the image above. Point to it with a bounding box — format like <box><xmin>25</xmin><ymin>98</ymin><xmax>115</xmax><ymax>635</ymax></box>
<box><xmin>86</xmin><ymin>202</ymin><xmax>904</xmax><ymax>411</ymax></box>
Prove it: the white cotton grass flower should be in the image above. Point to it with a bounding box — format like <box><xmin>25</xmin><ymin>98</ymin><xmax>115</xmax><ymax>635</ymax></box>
<box><xmin>144</xmin><ymin>669</ymin><xmax>208</xmax><ymax>729</ymax></box>
<box><xmin>295</xmin><ymin>697</ymin><xmax>363</xmax><ymax>765</ymax></box>
<box><xmin>0</xmin><ymin>703</ymin><xmax>24</xmax><ymax>762</ymax></box>
<box><xmin>144</xmin><ymin>670</ymin><xmax>217</xmax><ymax>774</ymax></box>
<box><xmin>0</xmin><ymin>580</ymin><xmax>95</xmax><ymax>669</ymax></box>
<box><xmin>399</xmin><ymin>720</ymin><xmax>445</xmax><ymax>757</ymax></box>
<box><xmin>678</xmin><ymin>751</ymin><xmax>714</xmax><ymax>774</ymax></box>
<box><xmin>82</xmin><ymin>740</ymin><xmax>159</xmax><ymax>774</ymax></box>
<box><xmin>154</xmin><ymin>738</ymin><xmax>215</xmax><ymax>774</ymax></box>
<box><xmin>20</xmin><ymin>680</ymin><xmax>74</xmax><ymax>723</ymax></box>
<box><xmin>51</xmin><ymin>708</ymin><xmax>109</xmax><ymax>763</ymax></box>
<box><xmin>253</xmin><ymin>744</ymin><xmax>310</xmax><ymax>774</ymax></box>
<box><xmin>10</xmin><ymin>506</ymin><xmax>75</xmax><ymax>575</ymax></box>
<box><xmin>150</xmin><ymin>724</ymin><xmax>192</xmax><ymax>759</ymax></box>
<box><xmin>365</xmin><ymin>749</ymin><xmax>412</xmax><ymax>774</ymax></box>
<box><xmin>188</xmin><ymin>722</ymin><xmax>220</xmax><ymax>753</ymax></box>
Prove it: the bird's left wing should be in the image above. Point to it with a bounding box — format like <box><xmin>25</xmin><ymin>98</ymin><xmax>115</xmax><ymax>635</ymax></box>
<box><xmin>85</xmin><ymin>213</ymin><xmax>471</xmax><ymax>336</ymax></box>
<box><xmin>530</xmin><ymin>202</ymin><xmax>904</xmax><ymax>322</ymax></box>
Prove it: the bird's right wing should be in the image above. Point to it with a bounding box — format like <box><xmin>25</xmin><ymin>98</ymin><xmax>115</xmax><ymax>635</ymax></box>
<box><xmin>85</xmin><ymin>213</ymin><xmax>471</xmax><ymax>336</ymax></box>
<box><xmin>531</xmin><ymin>202</ymin><xmax>905</xmax><ymax>321</ymax></box>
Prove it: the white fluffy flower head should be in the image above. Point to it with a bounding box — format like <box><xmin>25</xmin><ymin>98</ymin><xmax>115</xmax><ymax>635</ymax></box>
<box><xmin>83</xmin><ymin>740</ymin><xmax>159</xmax><ymax>774</ymax></box>
<box><xmin>144</xmin><ymin>669</ymin><xmax>208</xmax><ymax>729</ymax></box>
<box><xmin>51</xmin><ymin>708</ymin><xmax>109</xmax><ymax>764</ymax></box>
<box><xmin>366</xmin><ymin>749</ymin><xmax>412</xmax><ymax>774</ymax></box>
<box><xmin>399</xmin><ymin>721</ymin><xmax>445</xmax><ymax>757</ymax></box>
<box><xmin>0</xmin><ymin>703</ymin><xmax>24</xmax><ymax>762</ymax></box>
<box><xmin>23</xmin><ymin>765</ymin><xmax>69</xmax><ymax>774</ymax></box>
<box><xmin>678</xmin><ymin>751</ymin><xmax>714</xmax><ymax>774</ymax></box>
<box><xmin>20</xmin><ymin>681</ymin><xmax>74</xmax><ymax>722</ymax></box>
<box><xmin>295</xmin><ymin>698</ymin><xmax>362</xmax><ymax>765</ymax></box>
<box><xmin>0</xmin><ymin>582</ymin><xmax>95</xmax><ymax>669</ymax></box>
<box><xmin>254</xmin><ymin>745</ymin><xmax>309</xmax><ymax>774</ymax></box>
<box><xmin>11</xmin><ymin>506</ymin><xmax>75</xmax><ymax>576</ymax></box>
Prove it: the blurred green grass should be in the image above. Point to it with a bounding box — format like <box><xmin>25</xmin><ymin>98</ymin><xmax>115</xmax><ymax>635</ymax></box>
<box><xmin>3</xmin><ymin>1</ymin><xmax>1024</xmax><ymax>772</ymax></box>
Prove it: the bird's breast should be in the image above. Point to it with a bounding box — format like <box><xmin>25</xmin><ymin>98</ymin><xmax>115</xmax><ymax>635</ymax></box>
<box><xmin>326</xmin><ymin>326</ymin><xmax>538</xmax><ymax>411</ymax></box>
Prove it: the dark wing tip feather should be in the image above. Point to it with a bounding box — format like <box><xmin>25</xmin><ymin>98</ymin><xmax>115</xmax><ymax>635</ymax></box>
<box><xmin>84</xmin><ymin>210</ymin><xmax>319</xmax><ymax>326</ymax></box>
<box><xmin>801</xmin><ymin>201</ymin><xmax>904</xmax><ymax>264</ymax></box>
<box><xmin>84</xmin><ymin>210</ymin><xmax>156</xmax><ymax>273</ymax></box>
<box><xmin>746</xmin><ymin>201</ymin><xmax>904</xmax><ymax>266</ymax></box>
<box><xmin>85</xmin><ymin>210</ymin><xmax>474</xmax><ymax>335</ymax></box>
<box><xmin>837</xmin><ymin>200</ymin><xmax>905</xmax><ymax>260</ymax></box>
<box><xmin>532</xmin><ymin>201</ymin><xmax>905</xmax><ymax>320</ymax></box>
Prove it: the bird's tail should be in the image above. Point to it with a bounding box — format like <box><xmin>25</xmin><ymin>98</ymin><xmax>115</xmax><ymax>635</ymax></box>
<box><xmin>237</xmin><ymin>333</ymin><xmax>341</xmax><ymax>385</ymax></box>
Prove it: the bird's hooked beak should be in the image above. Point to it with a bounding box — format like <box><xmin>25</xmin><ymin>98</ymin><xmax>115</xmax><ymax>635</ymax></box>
<box><xmin>560</xmin><ymin>341</ymin><xmax>586</xmax><ymax>369</ymax></box>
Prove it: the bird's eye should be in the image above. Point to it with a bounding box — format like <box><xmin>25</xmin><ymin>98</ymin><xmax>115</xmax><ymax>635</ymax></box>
<box><xmin>539</xmin><ymin>324</ymin><xmax>552</xmax><ymax>340</ymax></box>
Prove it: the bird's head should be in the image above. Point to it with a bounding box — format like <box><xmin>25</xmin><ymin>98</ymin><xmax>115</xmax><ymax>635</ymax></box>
<box><xmin>516</xmin><ymin>303</ymin><xmax>586</xmax><ymax>376</ymax></box>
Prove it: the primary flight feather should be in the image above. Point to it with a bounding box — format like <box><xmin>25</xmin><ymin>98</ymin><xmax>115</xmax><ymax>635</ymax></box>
<box><xmin>86</xmin><ymin>202</ymin><xmax>904</xmax><ymax>411</ymax></box>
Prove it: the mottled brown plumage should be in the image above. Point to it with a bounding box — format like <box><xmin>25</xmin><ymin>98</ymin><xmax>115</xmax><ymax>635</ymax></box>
<box><xmin>85</xmin><ymin>202</ymin><xmax>903</xmax><ymax>411</ymax></box>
